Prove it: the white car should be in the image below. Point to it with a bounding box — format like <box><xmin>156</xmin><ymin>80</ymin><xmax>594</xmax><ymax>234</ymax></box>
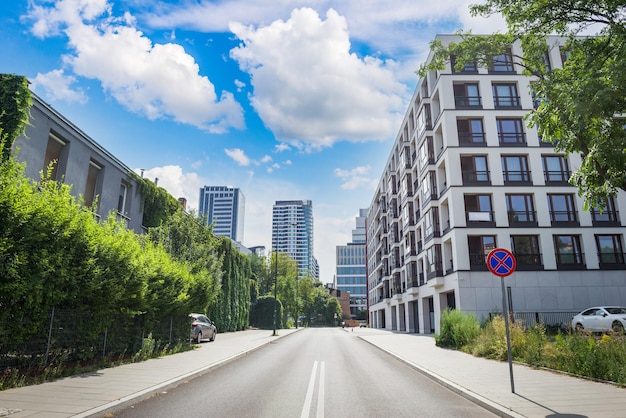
<box><xmin>571</xmin><ymin>306</ymin><xmax>626</xmax><ymax>333</ymax></box>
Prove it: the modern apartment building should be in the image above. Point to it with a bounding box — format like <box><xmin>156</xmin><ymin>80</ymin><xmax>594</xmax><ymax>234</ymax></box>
<box><xmin>12</xmin><ymin>92</ymin><xmax>146</xmax><ymax>234</ymax></box>
<box><xmin>335</xmin><ymin>209</ymin><xmax>368</xmax><ymax>319</ymax></box>
<box><xmin>198</xmin><ymin>186</ymin><xmax>245</xmax><ymax>243</ymax></box>
<box><xmin>367</xmin><ymin>35</ymin><xmax>626</xmax><ymax>334</ymax></box>
<box><xmin>272</xmin><ymin>200</ymin><xmax>317</xmax><ymax>278</ymax></box>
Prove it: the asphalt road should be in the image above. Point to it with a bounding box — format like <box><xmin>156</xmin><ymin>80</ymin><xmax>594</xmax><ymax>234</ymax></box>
<box><xmin>109</xmin><ymin>328</ymin><xmax>497</xmax><ymax>418</ymax></box>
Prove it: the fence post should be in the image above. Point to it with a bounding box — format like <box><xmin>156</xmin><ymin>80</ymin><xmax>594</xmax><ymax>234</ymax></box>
<box><xmin>44</xmin><ymin>307</ymin><xmax>55</xmax><ymax>367</ymax></box>
<box><xmin>102</xmin><ymin>328</ymin><xmax>108</xmax><ymax>359</ymax></box>
<box><xmin>169</xmin><ymin>316</ymin><xmax>173</xmax><ymax>345</ymax></box>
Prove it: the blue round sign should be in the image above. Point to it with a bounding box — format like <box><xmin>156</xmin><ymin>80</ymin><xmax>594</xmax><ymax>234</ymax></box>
<box><xmin>487</xmin><ymin>248</ymin><xmax>516</xmax><ymax>277</ymax></box>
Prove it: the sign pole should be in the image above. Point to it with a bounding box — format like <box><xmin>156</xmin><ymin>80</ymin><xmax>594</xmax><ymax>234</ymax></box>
<box><xmin>501</xmin><ymin>276</ymin><xmax>515</xmax><ymax>393</ymax></box>
<box><xmin>486</xmin><ymin>248</ymin><xmax>517</xmax><ymax>394</ymax></box>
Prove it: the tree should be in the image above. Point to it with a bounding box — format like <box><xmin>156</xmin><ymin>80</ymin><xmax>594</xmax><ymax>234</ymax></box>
<box><xmin>419</xmin><ymin>1</ymin><xmax>626</xmax><ymax>209</ymax></box>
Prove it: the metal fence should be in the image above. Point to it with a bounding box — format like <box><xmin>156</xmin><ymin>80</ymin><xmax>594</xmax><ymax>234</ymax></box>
<box><xmin>0</xmin><ymin>308</ymin><xmax>191</xmax><ymax>372</ymax></box>
<box><xmin>490</xmin><ymin>311</ymin><xmax>578</xmax><ymax>331</ymax></box>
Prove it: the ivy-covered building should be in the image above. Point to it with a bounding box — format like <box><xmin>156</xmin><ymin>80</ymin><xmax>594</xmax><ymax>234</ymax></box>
<box><xmin>11</xmin><ymin>92</ymin><xmax>148</xmax><ymax>233</ymax></box>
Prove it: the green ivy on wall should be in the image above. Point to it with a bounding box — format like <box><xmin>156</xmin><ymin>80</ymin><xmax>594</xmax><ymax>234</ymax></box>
<box><xmin>0</xmin><ymin>74</ymin><xmax>32</xmax><ymax>161</ymax></box>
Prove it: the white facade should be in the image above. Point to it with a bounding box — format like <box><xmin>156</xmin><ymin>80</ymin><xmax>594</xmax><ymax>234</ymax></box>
<box><xmin>198</xmin><ymin>186</ymin><xmax>245</xmax><ymax>243</ymax></box>
<box><xmin>272</xmin><ymin>200</ymin><xmax>317</xmax><ymax>278</ymax></box>
<box><xmin>367</xmin><ymin>35</ymin><xmax>626</xmax><ymax>334</ymax></box>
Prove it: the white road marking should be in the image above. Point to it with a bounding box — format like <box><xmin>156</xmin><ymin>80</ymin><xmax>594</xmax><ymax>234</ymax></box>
<box><xmin>301</xmin><ymin>361</ymin><xmax>325</xmax><ymax>418</ymax></box>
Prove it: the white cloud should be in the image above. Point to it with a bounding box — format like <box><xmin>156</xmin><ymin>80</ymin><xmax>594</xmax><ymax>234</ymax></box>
<box><xmin>275</xmin><ymin>143</ymin><xmax>291</xmax><ymax>152</ymax></box>
<box><xmin>25</xmin><ymin>0</ymin><xmax>245</xmax><ymax>133</ymax></box>
<box><xmin>230</xmin><ymin>8</ymin><xmax>407</xmax><ymax>150</ymax></box>
<box><xmin>225</xmin><ymin>148</ymin><xmax>251</xmax><ymax>166</ymax></box>
<box><xmin>30</xmin><ymin>69</ymin><xmax>88</xmax><ymax>104</ymax></box>
<box><xmin>260</xmin><ymin>155</ymin><xmax>272</xmax><ymax>163</ymax></box>
<box><xmin>335</xmin><ymin>165</ymin><xmax>378</xmax><ymax>190</ymax></box>
<box><xmin>137</xmin><ymin>165</ymin><xmax>203</xmax><ymax>210</ymax></box>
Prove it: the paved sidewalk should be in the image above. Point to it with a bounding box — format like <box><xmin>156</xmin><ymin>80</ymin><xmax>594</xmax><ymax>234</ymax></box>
<box><xmin>0</xmin><ymin>329</ymin><xmax>300</xmax><ymax>418</ymax></box>
<box><xmin>1</xmin><ymin>327</ymin><xmax>625</xmax><ymax>417</ymax></box>
<box><xmin>352</xmin><ymin>327</ymin><xmax>626</xmax><ymax>418</ymax></box>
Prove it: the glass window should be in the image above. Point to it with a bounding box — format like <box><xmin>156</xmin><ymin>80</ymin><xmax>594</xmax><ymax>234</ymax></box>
<box><xmin>457</xmin><ymin>118</ymin><xmax>485</xmax><ymax>144</ymax></box>
<box><xmin>454</xmin><ymin>83</ymin><xmax>481</xmax><ymax>107</ymax></box>
<box><xmin>497</xmin><ymin>118</ymin><xmax>525</xmax><ymax>145</ymax></box>
<box><xmin>548</xmin><ymin>194</ymin><xmax>577</xmax><ymax>223</ymax></box>
<box><xmin>490</xmin><ymin>49</ymin><xmax>515</xmax><ymax>72</ymax></box>
<box><xmin>461</xmin><ymin>155</ymin><xmax>489</xmax><ymax>183</ymax></box>
<box><xmin>543</xmin><ymin>155</ymin><xmax>569</xmax><ymax>182</ymax></box>
<box><xmin>501</xmin><ymin>155</ymin><xmax>530</xmax><ymax>183</ymax></box>
<box><xmin>43</xmin><ymin>133</ymin><xmax>67</xmax><ymax>181</ymax></box>
<box><xmin>596</xmin><ymin>235</ymin><xmax>625</xmax><ymax>264</ymax></box>
<box><xmin>591</xmin><ymin>197</ymin><xmax>619</xmax><ymax>223</ymax></box>
<box><xmin>492</xmin><ymin>83</ymin><xmax>520</xmax><ymax>108</ymax></box>
<box><xmin>506</xmin><ymin>194</ymin><xmax>536</xmax><ymax>223</ymax></box>
<box><xmin>554</xmin><ymin>235</ymin><xmax>584</xmax><ymax>264</ymax></box>
<box><xmin>84</xmin><ymin>160</ymin><xmax>102</xmax><ymax>208</ymax></box>
<box><xmin>510</xmin><ymin>235</ymin><xmax>542</xmax><ymax>265</ymax></box>
<box><xmin>468</xmin><ymin>235</ymin><xmax>496</xmax><ymax>266</ymax></box>
<box><xmin>464</xmin><ymin>194</ymin><xmax>493</xmax><ymax>222</ymax></box>
<box><xmin>450</xmin><ymin>55</ymin><xmax>478</xmax><ymax>73</ymax></box>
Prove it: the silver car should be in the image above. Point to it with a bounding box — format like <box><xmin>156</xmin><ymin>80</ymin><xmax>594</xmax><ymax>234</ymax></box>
<box><xmin>571</xmin><ymin>306</ymin><xmax>626</xmax><ymax>333</ymax></box>
<box><xmin>190</xmin><ymin>313</ymin><xmax>217</xmax><ymax>343</ymax></box>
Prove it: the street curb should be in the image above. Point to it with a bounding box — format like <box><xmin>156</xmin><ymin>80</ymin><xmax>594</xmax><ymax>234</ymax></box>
<box><xmin>78</xmin><ymin>329</ymin><xmax>304</xmax><ymax>417</ymax></box>
<box><xmin>357</xmin><ymin>336</ymin><xmax>524</xmax><ymax>418</ymax></box>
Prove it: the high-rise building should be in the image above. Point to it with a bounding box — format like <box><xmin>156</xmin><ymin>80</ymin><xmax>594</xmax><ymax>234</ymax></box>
<box><xmin>335</xmin><ymin>209</ymin><xmax>367</xmax><ymax>319</ymax></box>
<box><xmin>367</xmin><ymin>35</ymin><xmax>626</xmax><ymax>334</ymax></box>
<box><xmin>272</xmin><ymin>200</ymin><xmax>317</xmax><ymax>278</ymax></box>
<box><xmin>198</xmin><ymin>186</ymin><xmax>245</xmax><ymax>242</ymax></box>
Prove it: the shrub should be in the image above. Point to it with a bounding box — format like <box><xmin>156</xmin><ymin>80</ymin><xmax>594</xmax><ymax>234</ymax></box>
<box><xmin>435</xmin><ymin>309</ymin><xmax>480</xmax><ymax>349</ymax></box>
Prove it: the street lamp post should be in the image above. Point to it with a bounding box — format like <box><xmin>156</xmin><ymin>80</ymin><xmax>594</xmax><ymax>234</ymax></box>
<box><xmin>272</xmin><ymin>249</ymin><xmax>278</xmax><ymax>336</ymax></box>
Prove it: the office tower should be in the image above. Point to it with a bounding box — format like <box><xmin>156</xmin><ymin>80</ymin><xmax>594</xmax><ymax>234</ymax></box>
<box><xmin>367</xmin><ymin>35</ymin><xmax>626</xmax><ymax>334</ymax></box>
<box><xmin>335</xmin><ymin>209</ymin><xmax>368</xmax><ymax>319</ymax></box>
<box><xmin>198</xmin><ymin>186</ymin><xmax>245</xmax><ymax>242</ymax></box>
<box><xmin>272</xmin><ymin>200</ymin><xmax>316</xmax><ymax>278</ymax></box>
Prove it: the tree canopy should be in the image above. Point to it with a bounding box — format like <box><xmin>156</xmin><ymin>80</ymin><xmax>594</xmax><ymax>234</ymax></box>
<box><xmin>419</xmin><ymin>0</ymin><xmax>626</xmax><ymax>209</ymax></box>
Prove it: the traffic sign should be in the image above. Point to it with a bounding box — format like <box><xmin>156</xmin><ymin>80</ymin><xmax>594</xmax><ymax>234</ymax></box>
<box><xmin>486</xmin><ymin>248</ymin><xmax>516</xmax><ymax>277</ymax></box>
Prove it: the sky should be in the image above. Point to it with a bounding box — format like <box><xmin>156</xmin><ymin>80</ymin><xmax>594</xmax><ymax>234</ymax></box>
<box><xmin>1</xmin><ymin>0</ymin><xmax>505</xmax><ymax>283</ymax></box>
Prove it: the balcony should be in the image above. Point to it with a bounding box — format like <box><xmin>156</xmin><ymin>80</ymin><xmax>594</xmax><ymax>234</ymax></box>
<box><xmin>466</xmin><ymin>211</ymin><xmax>495</xmax><ymax>227</ymax></box>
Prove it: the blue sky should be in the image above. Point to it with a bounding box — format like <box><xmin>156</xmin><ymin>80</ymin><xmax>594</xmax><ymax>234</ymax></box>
<box><xmin>1</xmin><ymin>0</ymin><xmax>504</xmax><ymax>283</ymax></box>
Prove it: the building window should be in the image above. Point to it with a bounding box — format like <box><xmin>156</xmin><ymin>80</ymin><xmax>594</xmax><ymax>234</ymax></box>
<box><xmin>595</xmin><ymin>235</ymin><xmax>625</xmax><ymax>265</ymax></box>
<box><xmin>554</xmin><ymin>235</ymin><xmax>584</xmax><ymax>267</ymax></box>
<box><xmin>501</xmin><ymin>155</ymin><xmax>531</xmax><ymax>184</ymax></box>
<box><xmin>548</xmin><ymin>194</ymin><xmax>578</xmax><ymax>224</ymax></box>
<box><xmin>464</xmin><ymin>194</ymin><xmax>494</xmax><ymax>224</ymax></box>
<box><xmin>84</xmin><ymin>159</ymin><xmax>102</xmax><ymax>208</ymax></box>
<box><xmin>591</xmin><ymin>197</ymin><xmax>620</xmax><ymax>225</ymax></box>
<box><xmin>506</xmin><ymin>194</ymin><xmax>536</xmax><ymax>224</ymax></box>
<box><xmin>426</xmin><ymin>244</ymin><xmax>443</xmax><ymax>278</ymax></box>
<box><xmin>543</xmin><ymin>155</ymin><xmax>570</xmax><ymax>183</ymax></box>
<box><xmin>418</xmin><ymin>137</ymin><xmax>434</xmax><ymax>172</ymax></box>
<box><xmin>461</xmin><ymin>155</ymin><xmax>490</xmax><ymax>184</ymax></box>
<box><xmin>489</xmin><ymin>48</ymin><xmax>515</xmax><ymax>72</ymax></box>
<box><xmin>510</xmin><ymin>235</ymin><xmax>542</xmax><ymax>267</ymax></box>
<box><xmin>453</xmin><ymin>83</ymin><xmax>481</xmax><ymax>108</ymax></box>
<box><xmin>43</xmin><ymin>132</ymin><xmax>67</xmax><ymax>181</ymax></box>
<box><xmin>424</xmin><ymin>207</ymin><xmax>440</xmax><ymax>241</ymax></box>
<box><xmin>457</xmin><ymin>118</ymin><xmax>486</xmax><ymax>145</ymax></box>
<box><xmin>468</xmin><ymin>235</ymin><xmax>495</xmax><ymax>269</ymax></box>
<box><xmin>497</xmin><ymin>118</ymin><xmax>526</xmax><ymax>145</ymax></box>
<box><xmin>117</xmin><ymin>182</ymin><xmax>130</xmax><ymax>220</ymax></box>
<box><xmin>492</xmin><ymin>83</ymin><xmax>520</xmax><ymax>108</ymax></box>
<box><xmin>416</xmin><ymin>104</ymin><xmax>432</xmax><ymax>134</ymax></box>
<box><xmin>450</xmin><ymin>55</ymin><xmax>478</xmax><ymax>73</ymax></box>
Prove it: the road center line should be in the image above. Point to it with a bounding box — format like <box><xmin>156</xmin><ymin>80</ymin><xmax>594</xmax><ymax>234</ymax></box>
<box><xmin>301</xmin><ymin>361</ymin><xmax>318</xmax><ymax>418</ymax></box>
<box><xmin>316</xmin><ymin>361</ymin><xmax>325</xmax><ymax>418</ymax></box>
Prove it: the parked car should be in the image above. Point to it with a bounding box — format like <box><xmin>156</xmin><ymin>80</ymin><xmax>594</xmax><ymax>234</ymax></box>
<box><xmin>571</xmin><ymin>306</ymin><xmax>626</xmax><ymax>333</ymax></box>
<box><xmin>190</xmin><ymin>313</ymin><xmax>217</xmax><ymax>343</ymax></box>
